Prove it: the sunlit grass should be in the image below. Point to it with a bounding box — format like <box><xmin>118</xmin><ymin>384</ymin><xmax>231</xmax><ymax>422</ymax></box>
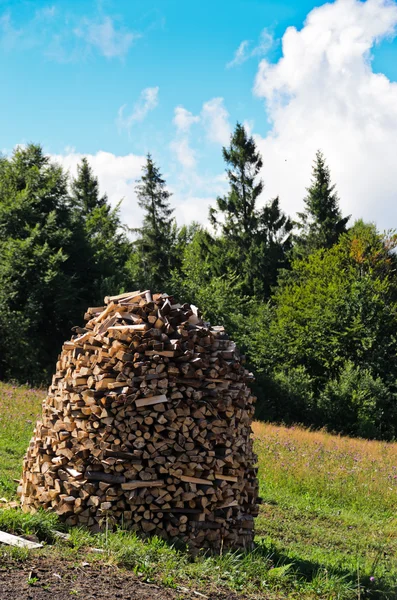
<box><xmin>0</xmin><ymin>381</ymin><xmax>43</xmax><ymax>498</ymax></box>
<box><xmin>253</xmin><ymin>422</ymin><xmax>397</xmax><ymax>598</ymax></box>
<box><xmin>252</xmin><ymin>421</ymin><xmax>397</xmax><ymax>515</ymax></box>
<box><xmin>1</xmin><ymin>381</ymin><xmax>397</xmax><ymax>597</ymax></box>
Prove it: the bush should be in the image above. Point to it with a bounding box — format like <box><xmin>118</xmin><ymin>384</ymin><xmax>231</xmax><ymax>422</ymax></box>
<box><xmin>318</xmin><ymin>362</ymin><xmax>395</xmax><ymax>439</ymax></box>
<box><xmin>244</xmin><ymin>223</ymin><xmax>397</xmax><ymax>439</ymax></box>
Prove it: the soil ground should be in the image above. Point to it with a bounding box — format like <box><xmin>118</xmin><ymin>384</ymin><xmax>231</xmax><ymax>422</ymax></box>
<box><xmin>0</xmin><ymin>556</ymin><xmax>245</xmax><ymax>600</ymax></box>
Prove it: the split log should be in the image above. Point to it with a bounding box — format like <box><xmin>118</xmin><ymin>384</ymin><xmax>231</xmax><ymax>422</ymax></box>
<box><xmin>20</xmin><ymin>290</ymin><xmax>259</xmax><ymax>552</ymax></box>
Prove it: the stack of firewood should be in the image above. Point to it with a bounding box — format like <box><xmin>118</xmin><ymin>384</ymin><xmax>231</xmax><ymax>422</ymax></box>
<box><xmin>20</xmin><ymin>290</ymin><xmax>259</xmax><ymax>551</ymax></box>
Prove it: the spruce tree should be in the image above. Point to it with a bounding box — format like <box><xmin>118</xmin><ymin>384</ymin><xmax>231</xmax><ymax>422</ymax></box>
<box><xmin>70</xmin><ymin>158</ymin><xmax>133</xmax><ymax>302</ymax></box>
<box><xmin>70</xmin><ymin>157</ymin><xmax>107</xmax><ymax>214</ymax></box>
<box><xmin>134</xmin><ymin>154</ymin><xmax>175</xmax><ymax>289</ymax></box>
<box><xmin>0</xmin><ymin>147</ymin><xmax>136</xmax><ymax>383</ymax></box>
<box><xmin>296</xmin><ymin>150</ymin><xmax>350</xmax><ymax>256</ymax></box>
<box><xmin>256</xmin><ymin>196</ymin><xmax>294</xmax><ymax>297</ymax></box>
<box><xmin>209</xmin><ymin>122</ymin><xmax>263</xmax><ymax>249</ymax></box>
<box><xmin>0</xmin><ymin>144</ymin><xmax>81</xmax><ymax>382</ymax></box>
<box><xmin>208</xmin><ymin>123</ymin><xmax>292</xmax><ymax>299</ymax></box>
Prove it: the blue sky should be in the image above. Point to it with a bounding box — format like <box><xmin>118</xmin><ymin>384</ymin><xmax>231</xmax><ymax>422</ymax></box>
<box><xmin>2</xmin><ymin>0</ymin><xmax>397</xmax><ymax>229</ymax></box>
<box><xmin>0</xmin><ymin>0</ymin><xmax>312</xmax><ymax>154</ymax></box>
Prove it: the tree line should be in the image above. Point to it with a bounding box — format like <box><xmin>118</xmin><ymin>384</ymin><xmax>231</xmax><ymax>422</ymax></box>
<box><xmin>1</xmin><ymin>125</ymin><xmax>397</xmax><ymax>440</ymax></box>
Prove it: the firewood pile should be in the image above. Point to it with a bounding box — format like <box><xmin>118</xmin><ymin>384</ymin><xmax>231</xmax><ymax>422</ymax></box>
<box><xmin>20</xmin><ymin>290</ymin><xmax>259</xmax><ymax>551</ymax></box>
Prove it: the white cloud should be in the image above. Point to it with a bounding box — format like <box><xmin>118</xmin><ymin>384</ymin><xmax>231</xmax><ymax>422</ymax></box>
<box><xmin>173</xmin><ymin>106</ymin><xmax>200</xmax><ymax>133</ymax></box>
<box><xmin>252</xmin><ymin>29</ymin><xmax>273</xmax><ymax>57</ymax></box>
<box><xmin>53</xmin><ymin>150</ymin><xmax>145</xmax><ymax>227</ymax></box>
<box><xmin>170</xmin><ymin>97</ymin><xmax>231</xmax><ymax>170</ymax></box>
<box><xmin>167</xmin><ymin>160</ymin><xmax>228</xmax><ymax>230</ymax></box>
<box><xmin>243</xmin><ymin>119</ymin><xmax>255</xmax><ymax>136</ymax></box>
<box><xmin>227</xmin><ymin>28</ymin><xmax>273</xmax><ymax>68</ymax></box>
<box><xmin>227</xmin><ymin>40</ymin><xmax>250</xmax><ymax>68</ymax></box>
<box><xmin>170</xmin><ymin>137</ymin><xmax>197</xmax><ymax>169</ymax></box>
<box><xmin>201</xmin><ymin>97</ymin><xmax>231</xmax><ymax>145</ymax></box>
<box><xmin>74</xmin><ymin>16</ymin><xmax>140</xmax><ymax>58</ymax></box>
<box><xmin>118</xmin><ymin>87</ymin><xmax>159</xmax><ymax>131</ymax></box>
<box><xmin>0</xmin><ymin>9</ymin><xmax>140</xmax><ymax>61</ymax></box>
<box><xmin>174</xmin><ymin>196</ymin><xmax>217</xmax><ymax>226</ymax></box>
<box><xmin>51</xmin><ymin>149</ymin><xmax>225</xmax><ymax>231</ymax></box>
<box><xmin>170</xmin><ymin>170</ymin><xmax>228</xmax><ymax>227</ymax></box>
<box><xmin>253</xmin><ymin>0</ymin><xmax>397</xmax><ymax>230</ymax></box>
<box><xmin>170</xmin><ymin>107</ymin><xmax>200</xmax><ymax>169</ymax></box>
<box><xmin>169</xmin><ymin>107</ymin><xmax>229</xmax><ymax>220</ymax></box>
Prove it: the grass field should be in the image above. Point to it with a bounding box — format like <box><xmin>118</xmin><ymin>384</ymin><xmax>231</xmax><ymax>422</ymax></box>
<box><xmin>0</xmin><ymin>380</ymin><xmax>396</xmax><ymax>599</ymax></box>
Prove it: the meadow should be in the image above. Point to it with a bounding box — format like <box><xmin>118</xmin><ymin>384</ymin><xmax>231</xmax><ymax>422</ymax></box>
<box><xmin>0</xmin><ymin>380</ymin><xmax>396</xmax><ymax>599</ymax></box>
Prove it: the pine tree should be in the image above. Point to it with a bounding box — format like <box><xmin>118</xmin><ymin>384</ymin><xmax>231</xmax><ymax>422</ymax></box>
<box><xmin>209</xmin><ymin>123</ymin><xmax>263</xmax><ymax>249</ymax></box>
<box><xmin>296</xmin><ymin>150</ymin><xmax>350</xmax><ymax>256</ymax></box>
<box><xmin>134</xmin><ymin>154</ymin><xmax>175</xmax><ymax>289</ymax></box>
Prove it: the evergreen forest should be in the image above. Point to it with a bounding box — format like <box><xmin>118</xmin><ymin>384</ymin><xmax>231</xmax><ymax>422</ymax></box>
<box><xmin>2</xmin><ymin>127</ymin><xmax>397</xmax><ymax>441</ymax></box>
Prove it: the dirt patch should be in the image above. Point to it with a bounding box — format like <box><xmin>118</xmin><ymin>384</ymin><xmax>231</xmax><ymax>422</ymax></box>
<box><xmin>0</xmin><ymin>556</ymin><xmax>243</xmax><ymax>600</ymax></box>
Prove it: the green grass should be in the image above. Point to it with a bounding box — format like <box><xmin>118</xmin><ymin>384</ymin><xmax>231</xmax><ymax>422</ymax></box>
<box><xmin>253</xmin><ymin>422</ymin><xmax>397</xmax><ymax>599</ymax></box>
<box><xmin>0</xmin><ymin>381</ymin><xmax>43</xmax><ymax>497</ymax></box>
<box><xmin>1</xmin><ymin>381</ymin><xmax>397</xmax><ymax>598</ymax></box>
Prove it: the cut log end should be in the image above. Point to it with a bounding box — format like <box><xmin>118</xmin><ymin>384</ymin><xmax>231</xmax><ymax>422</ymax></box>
<box><xmin>20</xmin><ymin>290</ymin><xmax>258</xmax><ymax>552</ymax></box>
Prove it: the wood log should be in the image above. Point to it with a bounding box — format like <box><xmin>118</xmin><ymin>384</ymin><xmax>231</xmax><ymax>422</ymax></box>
<box><xmin>85</xmin><ymin>471</ymin><xmax>126</xmax><ymax>484</ymax></box>
<box><xmin>121</xmin><ymin>480</ymin><xmax>164</xmax><ymax>491</ymax></box>
<box><xmin>20</xmin><ymin>290</ymin><xmax>258</xmax><ymax>552</ymax></box>
<box><xmin>135</xmin><ymin>394</ymin><xmax>169</xmax><ymax>408</ymax></box>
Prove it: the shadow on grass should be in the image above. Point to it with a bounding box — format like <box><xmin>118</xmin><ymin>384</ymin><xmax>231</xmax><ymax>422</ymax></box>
<box><xmin>1</xmin><ymin>508</ymin><xmax>396</xmax><ymax>599</ymax></box>
<box><xmin>253</xmin><ymin>540</ymin><xmax>397</xmax><ymax>600</ymax></box>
